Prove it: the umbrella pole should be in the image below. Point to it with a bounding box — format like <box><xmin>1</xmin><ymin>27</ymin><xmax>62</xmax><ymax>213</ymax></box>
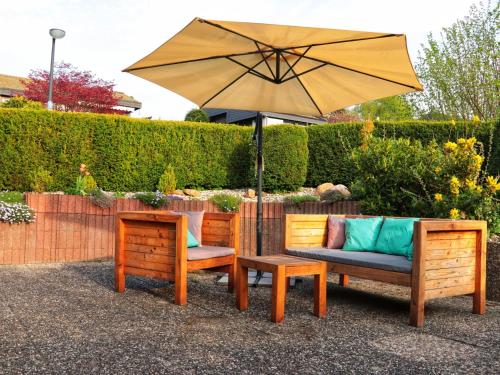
<box><xmin>255</xmin><ymin>112</ymin><xmax>264</xmax><ymax>283</ymax></box>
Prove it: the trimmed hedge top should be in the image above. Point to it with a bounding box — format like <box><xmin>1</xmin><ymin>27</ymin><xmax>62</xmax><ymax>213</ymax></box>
<box><xmin>0</xmin><ymin>108</ymin><xmax>498</xmax><ymax>192</ymax></box>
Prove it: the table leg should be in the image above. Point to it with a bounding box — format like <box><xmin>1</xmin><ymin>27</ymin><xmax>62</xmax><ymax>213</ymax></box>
<box><xmin>271</xmin><ymin>265</ymin><xmax>286</xmax><ymax>323</ymax></box>
<box><xmin>236</xmin><ymin>263</ymin><xmax>248</xmax><ymax>311</ymax></box>
<box><xmin>314</xmin><ymin>262</ymin><xmax>327</xmax><ymax>318</ymax></box>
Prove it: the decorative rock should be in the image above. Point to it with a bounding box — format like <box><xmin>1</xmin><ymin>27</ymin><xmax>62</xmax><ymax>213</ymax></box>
<box><xmin>316</xmin><ymin>183</ymin><xmax>335</xmax><ymax>196</ymax></box>
<box><xmin>173</xmin><ymin>189</ymin><xmax>185</xmax><ymax>196</ymax></box>
<box><xmin>320</xmin><ymin>185</ymin><xmax>351</xmax><ymax>202</ymax></box>
<box><xmin>183</xmin><ymin>189</ymin><xmax>200</xmax><ymax>197</ymax></box>
<box><xmin>332</xmin><ymin>184</ymin><xmax>351</xmax><ymax>198</ymax></box>
<box><xmin>245</xmin><ymin>189</ymin><xmax>256</xmax><ymax>198</ymax></box>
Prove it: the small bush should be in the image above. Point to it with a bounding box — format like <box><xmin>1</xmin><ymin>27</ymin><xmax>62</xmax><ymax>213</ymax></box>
<box><xmin>157</xmin><ymin>165</ymin><xmax>177</xmax><ymax>194</ymax></box>
<box><xmin>88</xmin><ymin>188</ymin><xmax>115</xmax><ymax>208</ymax></box>
<box><xmin>0</xmin><ymin>191</ymin><xmax>24</xmax><ymax>204</ymax></box>
<box><xmin>185</xmin><ymin>108</ymin><xmax>209</xmax><ymax>122</ymax></box>
<box><xmin>0</xmin><ymin>201</ymin><xmax>35</xmax><ymax>223</ymax></box>
<box><xmin>320</xmin><ymin>189</ymin><xmax>346</xmax><ymax>203</ymax></box>
<box><xmin>283</xmin><ymin>194</ymin><xmax>319</xmax><ymax>206</ymax></box>
<box><xmin>210</xmin><ymin>193</ymin><xmax>242</xmax><ymax>212</ymax></box>
<box><xmin>113</xmin><ymin>191</ymin><xmax>126</xmax><ymax>198</ymax></box>
<box><xmin>0</xmin><ymin>96</ymin><xmax>43</xmax><ymax>109</ymax></box>
<box><xmin>71</xmin><ymin>164</ymin><xmax>97</xmax><ymax>195</ymax></box>
<box><xmin>134</xmin><ymin>191</ymin><xmax>168</xmax><ymax>208</ymax></box>
<box><xmin>30</xmin><ymin>168</ymin><xmax>53</xmax><ymax>192</ymax></box>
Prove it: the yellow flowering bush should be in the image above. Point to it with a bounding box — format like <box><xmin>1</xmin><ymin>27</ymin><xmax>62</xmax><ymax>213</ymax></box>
<box><xmin>352</xmin><ymin>136</ymin><xmax>499</xmax><ymax>235</ymax></box>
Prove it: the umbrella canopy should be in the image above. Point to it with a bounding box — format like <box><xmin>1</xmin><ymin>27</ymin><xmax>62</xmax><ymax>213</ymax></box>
<box><xmin>124</xmin><ymin>18</ymin><xmax>423</xmax><ymax>260</ymax></box>
<box><xmin>124</xmin><ymin>18</ymin><xmax>423</xmax><ymax>116</ymax></box>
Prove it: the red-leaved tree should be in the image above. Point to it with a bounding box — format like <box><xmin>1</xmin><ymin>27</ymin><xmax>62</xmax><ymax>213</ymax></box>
<box><xmin>23</xmin><ymin>62</ymin><xmax>129</xmax><ymax>114</ymax></box>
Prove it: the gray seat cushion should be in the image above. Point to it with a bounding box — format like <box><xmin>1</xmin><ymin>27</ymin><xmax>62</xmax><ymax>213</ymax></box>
<box><xmin>285</xmin><ymin>247</ymin><xmax>412</xmax><ymax>273</ymax></box>
<box><xmin>188</xmin><ymin>245</ymin><xmax>235</xmax><ymax>261</ymax></box>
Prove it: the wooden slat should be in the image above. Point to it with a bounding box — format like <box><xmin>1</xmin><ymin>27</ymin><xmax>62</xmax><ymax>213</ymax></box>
<box><xmin>426</xmin><ymin>238</ymin><xmax>476</xmax><ymax>250</ymax></box>
<box><xmin>425</xmin><ymin>266</ymin><xmax>475</xmax><ymax>280</ymax></box>
<box><xmin>425</xmin><ymin>284</ymin><xmax>475</xmax><ymax>299</ymax></box>
<box><xmin>289</xmin><ymin>228</ymin><xmax>327</xmax><ymax>236</ymax></box>
<box><xmin>125</xmin><ymin>250</ymin><xmax>175</xmax><ymax>264</ymax></box>
<box><xmin>426</xmin><ymin>231</ymin><xmax>476</xmax><ymax>241</ymax></box>
<box><xmin>125</xmin><ymin>226</ymin><xmax>176</xmax><ymax>239</ymax></box>
<box><xmin>124</xmin><ymin>266</ymin><xmax>174</xmax><ymax>281</ymax></box>
<box><xmin>201</xmin><ymin>226</ymin><xmax>230</xmax><ymax>236</ymax></box>
<box><xmin>289</xmin><ymin>235</ymin><xmax>326</xmax><ymax>244</ymax></box>
<box><xmin>290</xmin><ymin>222</ymin><xmax>328</xmax><ymax>229</ymax></box>
<box><xmin>125</xmin><ymin>258</ymin><xmax>175</xmax><ymax>272</ymax></box>
<box><xmin>329</xmin><ymin>263</ymin><xmax>412</xmax><ymax>286</ymax></box>
<box><xmin>124</xmin><ymin>243</ymin><xmax>175</xmax><ymax>255</ymax></box>
<box><xmin>424</xmin><ymin>256</ymin><xmax>475</xmax><ymax>270</ymax></box>
<box><xmin>425</xmin><ymin>275</ymin><xmax>475</xmax><ymax>290</ymax></box>
<box><xmin>125</xmin><ymin>235</ymin><xmax>176</xmax><ymax>247</ymax></box>
<box><xmin>425</xmin><ymin>247</ymin><xmax>475</xmax><ymax>260</ymax></box>
<box><xmin>203</xmin><ymin>219</ymin><xmax>231</xmax><ymax>228</ymax></box>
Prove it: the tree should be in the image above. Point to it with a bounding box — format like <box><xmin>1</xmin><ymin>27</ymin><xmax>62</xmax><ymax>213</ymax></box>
<box><xmin>0</xmin><ymin>96</ymin><xmax>44</xmax><ymax>109</ymax></box>
<box><xmin>185</xmin><ymin>108</ymin><xmax>209</xmax><ymax>122</ymax></box>
<box><xmin>412</xmin><ymin>1</ymin><xmax>499</xmax><ymax>120</ymax></box>
<box><xmin>23</xmin><ymin>62</ymin><xmax>128</xmax><ymax>114</ymax></box>
<box><xmin>324</xmin><ymin>109</ymin><xmax>360</xmax><ymax>123</ymax></box>
<box><xmin>354</xmin><ymin>95</ymin><xmax>414</xmax><ymax>120</ymax></box>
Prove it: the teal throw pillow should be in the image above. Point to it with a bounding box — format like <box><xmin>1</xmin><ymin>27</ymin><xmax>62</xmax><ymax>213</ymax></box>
<box><xmin>342</xmin><ymin>217</ymin><xmax>383</xmax><ymax>251</ymax></box>
<box><xmin>187</xmin><ymin>229</ymin><xmax>199</xmax><ymax>248</ymax></box>
<box><xmin>374</xmin><ymin>218</ymin><xmax>419</xmax><ymax>259</ymax></box>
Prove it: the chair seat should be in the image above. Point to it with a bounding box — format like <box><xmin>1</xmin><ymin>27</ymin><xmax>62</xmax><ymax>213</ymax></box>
<box><xmin>285</xmin><ymin>247</ymin><xmax>412</xmax><ymax>273</ymax></box>
<box><xmin>187</xmin><ymin>245</ymin><xmax>235</xmax><ymax>261</ymax></box>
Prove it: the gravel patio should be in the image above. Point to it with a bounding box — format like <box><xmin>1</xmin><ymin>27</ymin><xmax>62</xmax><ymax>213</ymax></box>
<box><xmin>0</xmin><ymin>262</ymin><xmax>499</xmax><ymax>374</ymax></box>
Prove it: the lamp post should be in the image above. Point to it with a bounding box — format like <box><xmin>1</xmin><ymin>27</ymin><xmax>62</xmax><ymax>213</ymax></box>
<box><xmin>47</xmin><ymin>28</ymin><xmax>66</xmax><ymax>110</ymax></box>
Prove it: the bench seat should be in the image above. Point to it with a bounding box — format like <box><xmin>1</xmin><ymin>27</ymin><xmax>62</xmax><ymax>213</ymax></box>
<box><xmin>188</xmin><ymin>245</ymin><xmax>235</xmax><ymax>261</ymax></box>
<box><xmin>285</xmin><ymin>247</ymin><xmax>412</xmax><ymax>274</ymax></box>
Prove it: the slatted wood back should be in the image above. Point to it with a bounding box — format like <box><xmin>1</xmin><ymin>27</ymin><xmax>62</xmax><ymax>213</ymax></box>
<box><xmin>284</xmin><ymin>214</ymin><xmax>335</xmax><ymax>249</ymax></box>
<box><xmin>202</xmin><ymin>212</ymin><xmax>240</xmax><ymax>255</ymax></box>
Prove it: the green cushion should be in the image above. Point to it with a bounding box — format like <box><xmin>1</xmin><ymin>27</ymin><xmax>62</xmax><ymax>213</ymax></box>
<box><xmin>342</xmin><ymin>217</ymin><xmax>383</xmax><ymax>251</ymax></box>
<box><xmin>187</xmin><ymin>229</ymin><xmax>199</xmax><ymax>248</ymax></box>
<box><xmin>374</xmin><ymin>218</ymin><xmax>419</xmax><ymax>259</ymax></box>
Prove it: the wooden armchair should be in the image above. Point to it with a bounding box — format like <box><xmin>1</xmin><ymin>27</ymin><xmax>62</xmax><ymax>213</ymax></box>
<box><xmin>115</xmin><ymin>211</ymin><xmax>240</xmax><ymax>305</ymax></box>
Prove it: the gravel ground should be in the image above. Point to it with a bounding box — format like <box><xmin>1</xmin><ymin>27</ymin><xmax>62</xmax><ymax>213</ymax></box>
<box><xmin>0</xmin><ymin>262</ymin><xmax>499</xmax><ymax>374</ymax></box>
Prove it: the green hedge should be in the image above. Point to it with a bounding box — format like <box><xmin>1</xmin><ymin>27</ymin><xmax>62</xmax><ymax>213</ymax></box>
<box><xmin>251</xmin><ymin>125</ymin><xmax>308</xmax><ymax>192</ymax></box>
<box><xmin>306</xmin><ymin>120</ymin><xmax>499</xmax><ymax>186</ymax></box>
<box><xmin>0</xmin><ymin>109</ymin><xmax>498</xmax><ymax>193</ymax></box>
<box><xmin>0</xmin><ymin>109</ymin><xmax>304</xmax><ymax>192</ymax></box>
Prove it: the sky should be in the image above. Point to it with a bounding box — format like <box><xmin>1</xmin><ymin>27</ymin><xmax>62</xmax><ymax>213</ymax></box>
<box><xmin>2</xmin><ymin>0</ymin><xmax>480</xmax><ymax>120</ymax></box>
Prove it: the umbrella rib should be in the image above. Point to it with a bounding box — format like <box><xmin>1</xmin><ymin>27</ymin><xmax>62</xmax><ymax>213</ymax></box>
<box><xmin>280</xmin><ymin>46</ymin><xmax>312</xmax><ymax>81</ymax></box>
<box><xmin>123</xmin><ymin>50</ymin><xmax>273</xmax><ymax>72</ymax></box>
<box><xmin>198</xmin><ymin>19</ymin><xmax>275</xmax><ymax>49</ymax></box>
<box><xmin>255</xmin><ymin>42</ymin><xmax>276</xmax><ymax>80</ymax></box>
<box><xmin>226</xmin><ymin>57</ymin><xmax>275</xmax><ymax>82</ymax></box>
<box><xmin>284</xmin><ymin>50</ymin><xmax>422</xmax><ymax>90</ymax></box>
<box><xmin>201</xmin><ymin>53</ymin><xmax>272</xmax><ymax>108</ymax></box>
<box><xmin>280</xmin><ymin>63</ymin><xmax>328</xmax><ymax>83</ymax></box>
<box><xmin>281</xmin><ymin>57</ymin><xmax>323</xmax><ymax>116</ymax></box>
<box><xmin>280</xmin><ymin>33</ymin><xmax>400</xmax><ymax>51</ymax></box>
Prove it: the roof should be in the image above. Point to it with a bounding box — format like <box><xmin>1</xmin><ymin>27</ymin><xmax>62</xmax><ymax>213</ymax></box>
<box><xmin>205</xmin><ymin>108</ymin><xmax>326</xmax><ymax>125</ymax></box>
<box><xmin>0</xmin><ymin>74</ymin><xmax>142</xmax><ymax>110</ymax></box>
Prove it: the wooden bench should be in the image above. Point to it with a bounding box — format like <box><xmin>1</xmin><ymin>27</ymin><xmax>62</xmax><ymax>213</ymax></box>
<box><xmin>284</xmin><ymin>214</ymin><xmax>487</xmax><ymax>327</ymax></box>
<box><xmin>115</xmin><ymin>211</ymin><xmax>240</xmax><ymax>305</ymax></box>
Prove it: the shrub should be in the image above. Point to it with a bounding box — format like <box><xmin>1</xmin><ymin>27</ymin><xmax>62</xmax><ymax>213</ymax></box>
<box><xmin>250</xmin><ymin>125</ymin><xmax>308</xmax><ymax>192</ymax></box>
<box><xmin>0</xmin><ymin>191</ymin><xmax>24</xmax><ymax>203</ymax></box>
<box><xmin>134</xmin><ymin>191</ymin><xmax>168</xmax><ymax>208</ymax></box>
<box><xmin>351</xmin><ymin>137</ymin><xmax>499</xmax><ymax>235</ymax></box>
<box><xmin>29</xmin><ymin>168</ymin><xmax>53</xmax><ymax>192</ymax></box>
<box><xmin>320</xmin><ymin>189</ymin><xmax>347</xmax><ymax>203</ymax></box>
<box><xmin>72</xmin><ymin>164</ymin><xmax>97</xmax><ymax>196</ymax></box>
<box><xmin>0</xmin><ymin>96</ymin><xmax>43</xmax><ymax>109</ymax></box>
<box><xmin>283</xmin><ymin>194</ymin><xmax>319</xmax><ymax>206</ymax></box>
<box><xmin>210</xmin><ymin>193</ymin><xmax>243</xmax><ymax>212</ymax></box>
<box><xmin>88</xmin><ymin>188</ymin><xmax>115</xmax><ymax>208</ymax></box>
<box><xmin>0</xmin><ymin>201</ymin><xmax>35</xmax><ymax>223</ymax></box>
<box><xmin>157</xmin><ymin>165</ymin><xmax>177</xmax><ymax>194</ymax></box>
<box><xmin>185</xmin><ymin>108</ymin><xmax>209</xmax><ymax>122</ymax></box>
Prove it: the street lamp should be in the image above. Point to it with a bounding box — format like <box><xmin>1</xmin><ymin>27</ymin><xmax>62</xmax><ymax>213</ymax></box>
<box><xmin>47</xmin><ymin>28</ymin><xmax>66</xmax><ymax>110</ymax></box>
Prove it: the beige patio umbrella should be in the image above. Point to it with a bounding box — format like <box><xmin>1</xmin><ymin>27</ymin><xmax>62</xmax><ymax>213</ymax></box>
<box><xmin>124</xmin><ymin>18</ymin><xmax>423</xmax><ymax>257</ymax></box>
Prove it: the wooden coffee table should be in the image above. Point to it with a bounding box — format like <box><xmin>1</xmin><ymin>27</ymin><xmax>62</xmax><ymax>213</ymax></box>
<box><xmin>236</xmin><ymin>255</ymin><xmax>327</xmax><ymax>323</ymax></box>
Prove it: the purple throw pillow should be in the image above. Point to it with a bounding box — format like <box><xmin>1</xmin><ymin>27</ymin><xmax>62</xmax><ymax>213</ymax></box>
<box><xmin>327</xmin><ymin>216</ymin><xmax>346</xmax><ymax>249</ymax></box>
<box><xmin>173</xmin><ymin>210</ymin><xmax>204</xmax><ymax>246</ymax></box>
